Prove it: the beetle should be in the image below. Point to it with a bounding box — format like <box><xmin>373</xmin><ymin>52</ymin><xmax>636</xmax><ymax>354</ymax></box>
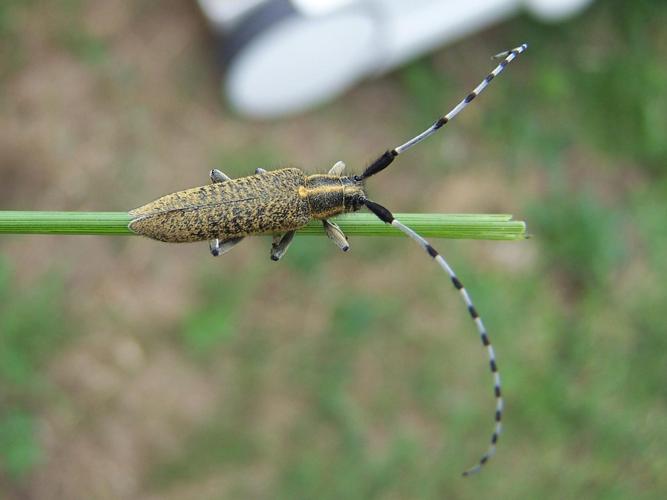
<box><xmin>129</xmin><ymin>44</ymin><xmax>528</xmax><ymax>475</ymax></box>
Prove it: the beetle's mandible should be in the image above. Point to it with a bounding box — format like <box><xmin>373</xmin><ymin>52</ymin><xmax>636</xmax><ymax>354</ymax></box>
<box><xmin>129</xmin><ymin>44</ymin><xmax>528</xmax><ymax>475</ymax></box>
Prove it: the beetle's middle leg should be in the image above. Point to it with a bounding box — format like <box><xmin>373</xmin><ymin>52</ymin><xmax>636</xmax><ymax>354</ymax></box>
<box><xmin>208</xmin><ymin>169</ymin><xmax>240</xmax><ymax>254</ymax></box>
<box><xmin>210</xmin><ymin>237</ymin><xmax>244</xmax><ymax>257</ymax></box>
<box><xmin>209</xmin><ymin>169</ymin><xmax>231</xmax><ymax>183</ymax></box>
<box><xmin>270</xmin><ymin>231</ymin><xmax>296</xmax><ymax>261</ymax></box>
<box><xmin>323</xmin><ymin>219</ymin><xmax>349</xmax><ymax>252</ymax></box>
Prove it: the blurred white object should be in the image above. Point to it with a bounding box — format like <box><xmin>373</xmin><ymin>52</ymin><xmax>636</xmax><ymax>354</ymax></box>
<box><xmin>198</xmin><ymin>0</ymin><xmax>592</xmax><ymax>118</ymax></box>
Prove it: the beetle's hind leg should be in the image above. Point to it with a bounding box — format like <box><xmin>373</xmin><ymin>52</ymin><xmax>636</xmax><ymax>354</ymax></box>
<box><xmin>270</xmin><ymin>231</ymin><xmax>296</xmax><ymax>261</ymax></box>
<box><xmin>209</xmin><ymin>169</ymin><xmax>231</xmax><ymax>183</ymax></box>
<box><xmin>210</xmin><ymin>237</ymin><xmax>244</xmax><ymax>257</ymax></box>
<box><xmin>208</xmin><ymin>170</ymin><xmax>240</xmax><ymax>255</ymax></box>
<box><xmin>323</xmin><ymin>220</ymin><xmax>349</xmax><ymax>252</ymax></box>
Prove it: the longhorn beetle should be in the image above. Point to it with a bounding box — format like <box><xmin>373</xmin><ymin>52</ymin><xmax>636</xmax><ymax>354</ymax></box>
<box><xmin>129</xmin><ymin>44</ymin><xmax>528</xmax><ymax>475</ymax></box>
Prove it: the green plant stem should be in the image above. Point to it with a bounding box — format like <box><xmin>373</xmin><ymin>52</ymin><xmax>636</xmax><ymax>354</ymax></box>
<box><xmin>0</xmin><ymin>211</ymin><xmax>526</xmax><ymax>240</ymax></box>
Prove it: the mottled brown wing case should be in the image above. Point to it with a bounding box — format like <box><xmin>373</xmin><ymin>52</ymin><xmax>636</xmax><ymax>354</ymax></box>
<box><xmin>128</xmin><ymin>168</ymin><xmax>311</xmax><ymax>242</ymax></box>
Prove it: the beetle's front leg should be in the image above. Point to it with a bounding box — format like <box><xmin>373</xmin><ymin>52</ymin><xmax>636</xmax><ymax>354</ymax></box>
<box><xmin>328</xmin><ymin>161</ymin><xmax>346</xmax><ymax>176</ymax></box>
<box><xmin>323</xmin><ymin>219</ymin><xmax>349</xmax><ymax>252</ymax></box>
<box><xmin>270</xmin><ymin>231</ymin><xmax>296</xmax><ymax>261</ymax></box>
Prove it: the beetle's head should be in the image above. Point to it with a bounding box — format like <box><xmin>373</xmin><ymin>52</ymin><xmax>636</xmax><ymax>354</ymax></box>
<box><xmin>340</xmin><ymin>149</ymin><xmax>398</xmax><ymax>212</ymax></box>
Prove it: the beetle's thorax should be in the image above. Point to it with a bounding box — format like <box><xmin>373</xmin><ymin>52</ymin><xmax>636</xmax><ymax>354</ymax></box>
<box><xmin>301</xmin><ymin>174</ymin><xmax>366</xmax><ymax>219</ymax></box>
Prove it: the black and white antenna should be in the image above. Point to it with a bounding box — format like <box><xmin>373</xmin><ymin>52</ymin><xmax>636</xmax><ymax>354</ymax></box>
<box><xmin>358</xmin><ymin>44</ymin><xmax>528</xmax><ymax>182</ymax></box>
<box><xmin>361</xmin><ymin>44</ymin><xmax>528</xmax><ymax>475</ymax></box>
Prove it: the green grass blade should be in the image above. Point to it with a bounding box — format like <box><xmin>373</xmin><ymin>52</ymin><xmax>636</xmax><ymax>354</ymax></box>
<box><xmin>0</xmin><ymin>212</ymin><xmax>132</xmax><ymax>235</ymax></box>
<box><xmin>0</xmin><ymin>211</ymin><xmax>526</xmax><ymax>240</ymax></box>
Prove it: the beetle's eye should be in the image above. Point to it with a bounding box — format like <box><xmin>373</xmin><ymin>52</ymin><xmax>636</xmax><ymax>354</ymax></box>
<box><xmin>353</xmin><ymin>175</ymin><xmax>363</xmax><ymax>182</ymax></box>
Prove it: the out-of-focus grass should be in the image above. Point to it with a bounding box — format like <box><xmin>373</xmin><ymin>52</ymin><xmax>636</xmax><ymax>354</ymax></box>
<box><xmin>0</xmin><ymin>0</ymin><xmax>26</xmax><ymax>80</ymax></box>
<box><xmin>2</xmin><ymin>0</ymin><xmax>667</xmax><ymax>498</ymax></box>
<box><xmin>0</xmin><ymin>259</ymin><xmax>74</xmax><ymax>479</ymax></box>
<box><xmin>484</xmin><ymin>0</ymin><xmax>667</xmax><ymax>171</ymax></box>
<box><xmin>144</xmin><ymin>1</ymin><xmax>667</xmax><ymax>498</ymax></box>
<box><xmin>527</xmin><ymin>186</ymin><xmax>623</xmax><ymax>290</ymax></box>
<box><xmin>60</xmin><ymin>28</ymin><xmax>108</xmax><ymax>66</ymax></box>
<box><xmin>179</xmin><ymin>265</ymin><xmax>265</xmax><ymax>358</ymax></box>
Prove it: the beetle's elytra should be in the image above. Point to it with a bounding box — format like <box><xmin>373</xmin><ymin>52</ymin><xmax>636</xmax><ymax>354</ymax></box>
<box><xmin>129</xmin><ymin>44</ymin><xmax>528</xmax><ymax>475</ymax></box>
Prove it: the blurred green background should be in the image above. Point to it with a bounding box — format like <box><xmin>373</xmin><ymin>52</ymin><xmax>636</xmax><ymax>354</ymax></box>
<box><xmin>1</xmin><ymin>1</ymin><xmax>666</xmax><ymax>498</ymax></box>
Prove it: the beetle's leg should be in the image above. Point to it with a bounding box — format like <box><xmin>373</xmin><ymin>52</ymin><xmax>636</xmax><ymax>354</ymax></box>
<box><xmin>209</xmin><ymin>169</ymin><xmax>231</xmax><ymax>183</ymax></box>
<box><xmin>328</xmin><ymin>161</ymin><xmax>346</xmax><ymax>176</ymax></box>
<box><xmin>270</xmin><ymin>231</ymin><xmax>296</xmax><ymax>261</ymax></box>
<box><xmin>323</xmin><ymin>219</ymin><xmax>349</xmax><ymax>252</ymax></box>
<box><xmin>209</xmin><ymin>236</ymin><xmax>243</xmax><ymax>257</ymax></box>
<box><xmin>255</xmin><ymin>168</ymin><xmax>267</xmax><ymax>174</ymax></box>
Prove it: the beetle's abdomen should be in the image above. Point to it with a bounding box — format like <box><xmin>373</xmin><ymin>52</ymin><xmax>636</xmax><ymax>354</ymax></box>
<box><xmin>129</xmin><ymin>168</ymin><xmax>311</xmax><ymax>242</ymax></box>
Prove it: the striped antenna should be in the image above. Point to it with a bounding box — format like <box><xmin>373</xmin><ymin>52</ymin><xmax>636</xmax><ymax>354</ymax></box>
<box><xmin>359</xmin><ymin>43</ymin><xmax>528</xmax><ymax>180</ymax></box>
<box><xmin>363</xmin><ymin>199</ymin><xmax>502</xmax><ymax>476</ymax></box>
